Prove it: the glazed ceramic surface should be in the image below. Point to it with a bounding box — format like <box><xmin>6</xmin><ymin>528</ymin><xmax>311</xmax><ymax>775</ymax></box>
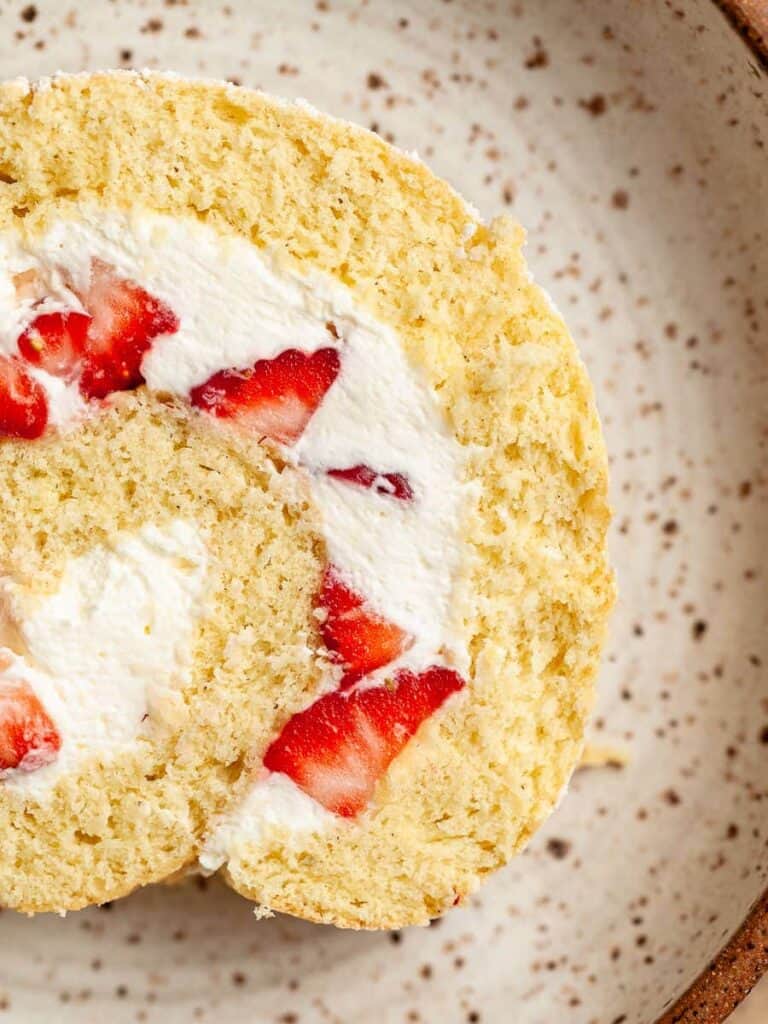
<box><xmin>0</xmin><ymin>1</ymin><xmax>766</xmax><ymax>1022</ymax></box>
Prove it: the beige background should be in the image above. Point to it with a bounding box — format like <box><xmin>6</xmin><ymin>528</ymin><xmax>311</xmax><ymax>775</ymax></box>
<box><xmin>733</xmin><ymin>986</ymin><xmax>768</xmax><ymax>1022</ymax></box>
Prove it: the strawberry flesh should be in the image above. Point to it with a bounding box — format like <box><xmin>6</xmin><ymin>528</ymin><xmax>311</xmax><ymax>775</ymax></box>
<box><xmin>0</xmin><ymin>355</ymin><xmax>48</xmax><ymax>439</ymax></box>
<box><xmin>78</xmin><ymin>259</ymin><xmax>180</xmax><ymax>400</ymax></box>
<box><xmin>17</xmin><ymin>311</ymin><xmax>91</xmax><ymax>379</ymax></box>
<box><xmin>318</xmin><ymin>566</ymin><xmax>412</xmax><ymax>688</ymax></box>
<box><xmin>0</xmin><ymin>678</ymin><xmax>61</xmax><ymax>774</ymax></box>
<box><xmin>264</xmin><ymin>665</ymin><xmax>464</xmax><ymax>817</ymax></box>
<box><xmin>189</xmin><ymin>347</ymin><xmax>340</xmax><ymax>445</ymax></box>
<box><xmin>327</xmin><ymin>464</ymin><xmax>414</xmax><ymax>502</ymax></box>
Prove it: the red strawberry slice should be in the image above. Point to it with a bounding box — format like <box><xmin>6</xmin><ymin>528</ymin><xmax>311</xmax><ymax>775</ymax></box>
<box><xmin>78</xmin><ymin>259</ymin><xmax>180</xmax><ymax>400</ymax></box>
<box><xmin>17</xmin><ymin>311</ymin><xmax>91</xmax><ymax>379</ymax></box>
<box><xmin>264</xmin><ymin>665</ymin><xmax>464</xmax><ymax>817</ymax></box>
<box><xmin>0</xmin><ymin>678</ymin><xmax>61</xmax><ymax>774</ymax></box>
<box><xmin>0</xmin><ymin>355</ymin><xmax>48</xmax><ymax>439</ymax></box>
<box><xmin>327</xmin><ymin>464</ymin><xmax>414</xmax><ymax>502</ymax></box>
<box><xmin>318</xmin><ymin>566</ymin><xmax>412</xmax><ymax>687</ymax></box>
<box><xmin>189</xmin><ymin>347</ymin><xmax>340</xmax><ymax>446</ymax></box>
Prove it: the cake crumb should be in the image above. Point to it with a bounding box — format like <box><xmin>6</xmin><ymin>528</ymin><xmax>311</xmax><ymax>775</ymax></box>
<box><xmin>579</xmin><ymin>741</ymin><xmax>630</xmax><ymax>769</ymax></box>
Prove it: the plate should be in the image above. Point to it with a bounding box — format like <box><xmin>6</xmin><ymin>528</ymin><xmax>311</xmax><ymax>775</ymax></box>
<box><xmin>0</xmin><ymin>2</ymin><xmax>766</xmax><ymax>1022</ymax></box>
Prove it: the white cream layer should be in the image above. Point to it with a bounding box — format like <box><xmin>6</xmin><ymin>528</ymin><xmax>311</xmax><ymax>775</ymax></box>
<box><xmin>0</xmin><ymin>520</ymin><xmax>208</xmax><ymax>797</ymax></box>
<box><xmin>199</xmin><ymin>772</ymin><xmax>337</xmax><ymax>874</ymax></box>
<box><xmin>0</xmin><ymin>208</ymin><xmax>467</xmax><ymax>676</ymax></box>
<box><xmin>0</xmin><ymin>208</ymin><xmax>467</xmax><ymax>841</ymax></box>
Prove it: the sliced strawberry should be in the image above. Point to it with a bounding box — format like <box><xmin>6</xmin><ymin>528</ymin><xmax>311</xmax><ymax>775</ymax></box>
<box><xmin>17</xmin><ymin>311</ymin><xmax>91</xmax><ymax>379</ymax></box>
<box><xmin>78</xmin><ymin>259</ymin><xmax>180</xmax><ymax>400</ymax></box>
<box><xmin>0</xmin><ymin>355</ymin><xmax>48</xmax><ymax>439</ymax></box>
<box><xmin>189</xmin><ymin>347</ymin><xmax>340</xmax><ymax>445</ymax></box>
<box><xmin>264</xmin><ymin>665</ymin><xmax>464</xmax><ymax>817</ymax></box>
<box><xmin>327</xmin><ymin>464</ymin><xmax>414</xmax><ymax>502</ymax></box>
<box><xmin>318</xmin><ymin>566</ymin><xmax>412</xmax><ymax>687</ymax></box>
<box><xmin>0</xmin><ymin>678</ymin><xmax>61</xmax><ymax>774</ymax></box>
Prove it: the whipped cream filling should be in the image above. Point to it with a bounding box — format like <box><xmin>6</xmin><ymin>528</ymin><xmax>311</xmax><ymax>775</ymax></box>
<box><xmin>199</xmin><ymin>772</ymin><xmax>337</xmax><ymax>874</ymax></box>
<box><xmin>0</xmin><ymin>208</ymin><xmax>468</xmax><ymax>844</ymax></box>
<box><xmin>0</xmin><ymin>520</ymin><xmax>208</xmax><ymax>796</ymax></box>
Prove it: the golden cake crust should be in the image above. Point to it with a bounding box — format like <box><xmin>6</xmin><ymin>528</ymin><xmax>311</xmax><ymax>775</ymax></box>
<box><xmin>0</xmin><ymin>72</ymin><xmax>614</xmax><ymax>925</ymax></box>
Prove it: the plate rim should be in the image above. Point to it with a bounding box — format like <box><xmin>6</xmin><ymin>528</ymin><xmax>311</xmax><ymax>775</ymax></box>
<box><xmin>712</xmin><ymin>0</ymin><xmax>768</xmax><ymax>69</ymax></box>
<box><xmin>656</xmin><ymin>889</ymin><xmax>768</xmax><ymax>1023</ymax></box>
<box><xmin>652</xmin><ymin>6</ymin><xmax>768</xmax><ymax>1022</ymax></box>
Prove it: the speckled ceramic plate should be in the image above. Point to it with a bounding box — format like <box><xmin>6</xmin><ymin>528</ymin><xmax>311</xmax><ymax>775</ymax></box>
<box><xmin>0</xmin><ymin>2</ymin><xmax>766</xmax><ymax>1022</ymax></box>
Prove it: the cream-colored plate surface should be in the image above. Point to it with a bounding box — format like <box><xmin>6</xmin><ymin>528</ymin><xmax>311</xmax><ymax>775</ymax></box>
<box><xmin>734</xmin><ymin>986</ymin><xmax>768</xmax><ymax>1022</ymax></box>
<box><xmin>0</xmin><ymin>2</ymin><xmax>766</xmax><ymax>1022</ymax></box>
